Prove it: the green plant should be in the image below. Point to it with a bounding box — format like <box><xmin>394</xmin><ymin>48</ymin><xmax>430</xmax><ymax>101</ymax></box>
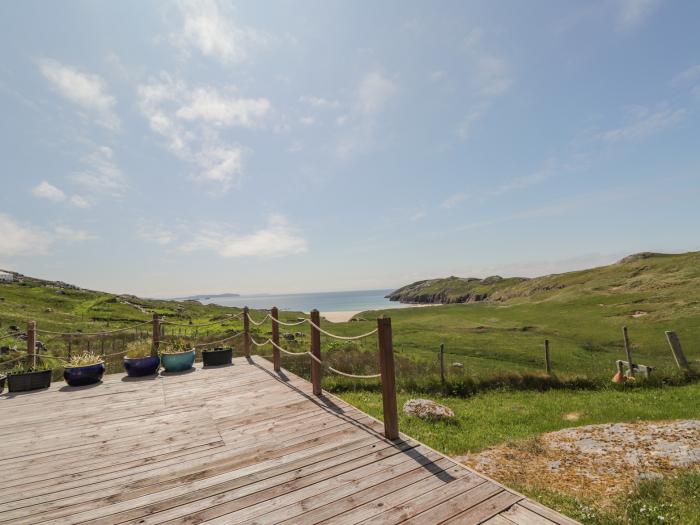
<box><xmin>65</xmin><ymin>352</ymin><xmax>103</xmax><ymax>367</ymax></box>
<box><xmin>125</xmin><ymin>339</ymin><xmax>152</xmax><ymax>359</ymax></box>
<box><xmin>6</xmin><ymin>362</ymin><xmax>51</xmax><ymax>376</ymax></box>
<box><xmin>160</xmin><ymin>339</ymin><xmax>193</xmax><ymax>355</ymax></box>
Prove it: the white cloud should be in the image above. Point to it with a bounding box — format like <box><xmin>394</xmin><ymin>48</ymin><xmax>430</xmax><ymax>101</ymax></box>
<box><xmin>176</xmin><ymin>87</ymin><xmax>271</xmax><ymax>127</ymax></box>
<box><xmin>456</xmin><ymin>30</ymin><xmax>512</xmax><ymax>140</ymax></box>
<box><xmin>0</xmin><ymin>214</ymin><xmax>93</xmax><ymax>257</ymax></box>
<box><xmin>137</xmin><ymin>225</ymin><xmax>175</xmax><ymax>246</ymax></box>
<box><xmin>617</xmin><ymin>0</ymin><xmax>659</xmax><ymax>31</ymax></box>
<box><xmin>357</xmin><ymin>72</ymin><xmax>397</xmax><ymax>115</ymax></box>
<box><xmin>138</xmin><ymin>74</ymin><xmax>256</xmax><ymax>193</ymax></box>
<box><xmin>672</xmin><ymin>64</ymin><xmax>700</xmax><ymax>86</ymax></box>
<box><xmin>442</xmin><ymin>193</ymin><xmax>467</xmax><ymax>209</ymax></box>
<box><xmin>37</xmin><ymin>58</ymin><xmax>119</xmax><ymax>131</ymax></box>
<box><xmin>299</xmin><ymin>96</ymin><xmax>340</xmax><ymax>109</ymax></box>
<box><xmin>71</xmin><ymin>146</ymin><xmax>128</xmax><ymax>196</ymax></box>
<box><xmin>32</xmin><ymin>181</ymin><xmax>66</xmax><ymax>202</ymax></box>
<box><xmin>299</xmin><ymin>116</ymin><xmax>316</xmax><ymax>126</ymax></box>
<box><xmin>172</xmin><ymin>0</ymin><xmax>266</xmax><ymax>64</ymax></box>
<box><xmin>180</xmin><ymin>215</ymin><xmax>307</xmax><ymax>258</ymax></box>
<box><xmin>194</xmin><ymin>145</ymin><xmax>245</xmax><ymax>191</ymax></box>
<box><xmin>598</xmin><ymin>105</ymin><xmax>686</xmax><ymax>142</ymax></box>
<box><xmin>69</xmin><ymin>195</ymin><xmax>91</xmax><ymax>208</ymax></box>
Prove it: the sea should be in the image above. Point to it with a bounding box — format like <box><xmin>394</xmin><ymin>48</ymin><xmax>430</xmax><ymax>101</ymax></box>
<box><xmin>199</xmin><ymin>289</ymin><xmax>412</xmax><ymax>313</ymax></box>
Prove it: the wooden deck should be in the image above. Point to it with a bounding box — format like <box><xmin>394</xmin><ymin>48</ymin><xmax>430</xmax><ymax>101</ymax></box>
<box><xmin>0</xmin><ymin>357</ymin><xmax>579</xmax><ymax>525</ymax></box>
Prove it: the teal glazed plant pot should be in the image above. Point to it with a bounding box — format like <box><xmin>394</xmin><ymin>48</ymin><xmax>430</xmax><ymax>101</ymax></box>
<box><xmin>161</xmin><ymin>350</ymin><xmax>195</xmax><ymax>372</ymax></box>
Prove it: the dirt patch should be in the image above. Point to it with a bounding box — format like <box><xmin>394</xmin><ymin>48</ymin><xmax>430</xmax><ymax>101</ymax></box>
<box><xmin>631</xmin><ymin>310</ymin><xmax>648</xmax><ymax>318</ymax></box>
<box><xmin>455</xmin><ymin>420</ymin><xmax>700</xmax><ymax>508</ymax></box>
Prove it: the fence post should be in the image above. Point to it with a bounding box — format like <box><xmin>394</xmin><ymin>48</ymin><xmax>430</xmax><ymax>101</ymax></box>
<box><xmin>622</xmin><ymin>326</ymin><xmax>634</xmax><ymax>376</ymax></box>
<box><xmin>544</xmin><ymin>339</ymin><xmax>551</xmax><ymax>375</ymax></box>
<box><xmin>271</xmin><ymin>306</ymin><xmax>280</xmax><ymax>372</ymax></box>
<box><xmin>439</xmin><ymin>343</ymin><xmax>445</xmax><ymax>384</ymax></box>
<box><xmin>243</xmin><ymin>307</ymin><xmax>251</xmax><ymax>358</ymax></box>
<box><xmin>151</xmin><ymin>313</ymin><xmax>160</xmax><ymax>357</ymax></box>
<box><xmin>665</xmin><ymin>331</ymin><xmax>691</xmax><ymax>372</ymax></box>
<box><xmin>310</xmin><ymin>309</ymin><xmax>322</xmax><ymax>396</ymax></box>
<box><xmin>26</xmin><ymin>320</ymin><xmax>36</xmax><ymax>368</ymax></box>
<box><xmin>378</xmin><ymin>316</ymin><xmax>399</xmax><ymax>440</ymax></box>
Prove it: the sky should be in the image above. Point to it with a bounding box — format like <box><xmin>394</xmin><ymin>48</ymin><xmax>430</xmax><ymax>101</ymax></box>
<box><xmin>1</xmin><ymin>0</ymin><xmax>699</xmax><ymax>297</ymax></box>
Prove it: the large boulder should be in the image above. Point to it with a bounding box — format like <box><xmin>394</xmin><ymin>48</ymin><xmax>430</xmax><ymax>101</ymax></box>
<box><xmin>403</xmin><ymin>399</ymin><xmax>455</xmax><ymax>420</ymax></box>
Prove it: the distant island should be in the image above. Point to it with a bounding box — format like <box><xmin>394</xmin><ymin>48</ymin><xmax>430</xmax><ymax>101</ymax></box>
<box><xmin>175</xmin><ymin>292</ymin><xmax>241</xmax><ymax>301</ymax></box>
<box><xmin>385</xmin><ymin>251</ymin><xmax>674</xmax><ymax>304</ymax></box>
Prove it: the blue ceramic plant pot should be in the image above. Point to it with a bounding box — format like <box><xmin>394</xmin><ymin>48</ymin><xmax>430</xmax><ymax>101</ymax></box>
<box><xmin>161</xmin><ymin>350</ymin><xmax>195</xmax><ymax>372</ymax></box>
<box><xmin>123</xmin><ymin>355</ymin><xmax>160</xmax><ymax>377</ymax></box>
<box><xmin>64</xmin><ymin>362</ymin><xmax>105</xmax><ymax>387</ymax></box>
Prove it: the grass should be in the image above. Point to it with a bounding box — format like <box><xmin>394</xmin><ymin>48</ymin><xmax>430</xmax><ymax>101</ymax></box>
<box><xmin>337</xmin><ymin>382</ymin><xmax>700</xmax><ymax>454</ymax></box>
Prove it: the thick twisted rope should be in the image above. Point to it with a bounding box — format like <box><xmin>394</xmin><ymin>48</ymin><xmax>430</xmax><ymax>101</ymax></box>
<box><xmin>35</xmin><ymin>319</ymin><xmax>153</xmax><ymax>336</ymax></box>
<box><xmin>0</xmin><ymin>353</ymin><xmax>29</xmax><ymax>368</ymax></box>
<box><xmin>161</xmin><ymin>313</ymin><xmax>242</xmax><ymax>328</ymax></box>
<box><xmin>305</xmin><ymin>319</ymin><xmax>378</xmax><ymax>341</ymax></box>
<box><xmin>271</xmin><ymin>318</ymin><xmax>307</xmax><ymax>327</ymax></box>
<box><xmin>246</xmin><ymin>313</ymin><xmax>271</xmax><ymax>326</ymax></box>
<box><xmin>193</xmin><ymin>332</ymin><xmax>245</xmax><ymax>348</ymax></box>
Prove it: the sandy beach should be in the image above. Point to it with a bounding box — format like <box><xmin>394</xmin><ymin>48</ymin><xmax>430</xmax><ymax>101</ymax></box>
<box><xmin>322</xmin><ymin>304</ymin><xmax>437</xmax><ymax>323</ymax></box>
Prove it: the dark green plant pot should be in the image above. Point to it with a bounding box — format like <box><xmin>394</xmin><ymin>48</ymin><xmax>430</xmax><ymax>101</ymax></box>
<box><xmin>203</xmin><ymin>347</ymin><xmax>233</xmax><ymax>367</ymax></box>
<box><xmin>8</xmin><ymin>369</ymin><xmax>52</xmax><ymax>392</ymax></box>
<box><xmin>0</xmin><ymin>374</ymin><xmax>5</xmax><ymax>394</ymax></box>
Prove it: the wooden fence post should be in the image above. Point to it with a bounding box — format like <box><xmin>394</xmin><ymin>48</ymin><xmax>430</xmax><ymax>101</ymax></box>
<box><xmin>544</xmin><ymin>339</ymin><xmax>552</xmax><ymax>375</ymax></box>
<box><xmin>622</xmin><ymin>326</ymin><xmax>634</xmax><ymax>377</ymax></box>
<box><xmin>151</xmin><ymin>313</ymin><xmax>160</xmax><ymax>357</ymax></box>
<box><xmin>439</xmin><ymin>343</ymin><xmax>445</xmax><ymax>384</ymax></box>
<box><xmin>310</xmin><ymin>309</ymin><xmax>322</xmax><ymax>396</ymax></box>
<box><xmin>243</xmin><ymin>307</ymin><xmax>251</xmax><ymax>358</ymax></box>
<box><xmin>665</xmin><ymin>331</ymin><xmax>691</xmax><ymax>372</ymax></box>
<box><xmin>271</xmin><ymin>307</ymin><xmax>280</xmax><ymax>372</ymax></box>
<box><xmin>378</xmin><ymin>316</ymin><xmax>399</xmax><ymax>440</ymax></box>
<box><xmin>26</xmin><ymin>320</ymin><xmax>36</xmax><ymax>368</ymax></box>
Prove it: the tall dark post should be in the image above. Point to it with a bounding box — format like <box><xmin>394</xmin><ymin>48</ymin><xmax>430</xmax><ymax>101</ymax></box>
<box><xmin>439</xmin><ymin>343</ymin><xmax>445</xmax><ymax>384</ymax></box>
<box><xmin>544</xmin><ymin>339</ymin><xmax>551</xmax><ymax>375</ymax></box>
<box><xmin>26</xmin><ymin>320</ymin><xmax>36</xmax><ymax>368</ymax></box>
<box><xmin>271</xmin><ymin>307</ymin><xmax>280</xmax><ymax>372</ymax></box>
<box><xmin>151</xmin><ymin>313</ymin><xmax>160</xmax><ymax>357</ymax></box>
<box><xmin>243</xmin><ymin>306</ymin><xmax>251</xmax><ymax>358</ymax></box>
<box><xmin>623</xmin><ymin>326</ymin><xmax>634</xmax><ymax>376</ymax></box>
<box><xmin>378</xmin><ymin>316</ymin><xmax>399</xmax><ymax>440</ymax></box>
<box><xmin>310</xmin><ymin>309</ymin><xmax>322</xmax><ymax>395</ymax></box>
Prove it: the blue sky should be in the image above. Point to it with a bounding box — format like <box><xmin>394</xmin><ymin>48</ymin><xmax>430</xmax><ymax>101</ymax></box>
<box><xmin>1</xmin><ymin>0</ymin><xmax>699</xmax><ymax>297</ymax></box>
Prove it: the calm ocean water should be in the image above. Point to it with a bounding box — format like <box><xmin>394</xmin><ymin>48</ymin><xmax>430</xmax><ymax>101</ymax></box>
<box><xmin>200</xmin><ymin>289</ymin><xmax>411</xmax><ymax>313</ymax></box>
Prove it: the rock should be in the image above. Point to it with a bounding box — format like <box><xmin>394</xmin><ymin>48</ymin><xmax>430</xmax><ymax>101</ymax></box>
<box><xmin>634</xmin><ymin>471</ymin><xmax>663</xmax><ymax>485</ymax></box>
<box><xmin>403</xmin><ymin>399</ymin><xmax>455</xmax><ymax>420</ymax></box>
<box><xmin>452</xmin><ymin>362</ymin><xmax>464</xmax><ymax>368</ymax></box>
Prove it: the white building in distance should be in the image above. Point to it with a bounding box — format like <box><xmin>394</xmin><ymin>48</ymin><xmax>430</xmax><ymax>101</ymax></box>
<box><xmin>0</xmin><ymin>271</ymin><xmax>13</xmax><ymax>282</ymax></box>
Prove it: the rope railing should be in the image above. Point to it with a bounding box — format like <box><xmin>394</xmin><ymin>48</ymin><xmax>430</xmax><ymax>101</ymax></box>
<box><xmin>305</xmin><ymin>319</ymin><xmax>378</xmax><ymax>341</ymax></box>
<box><xmin>161</xmin><ymin>313</ymin><xmax>243</xmax><ymax>328</ymax></box>
<box><xmin>246</xmin><ymin>313</ymin><xmax>271</xmax><ymax>326</ymax></box>
<box><xmin>272</xmin><ymin>318</ymin><xmax>308</xmax><ymax>326</ymax></box>
<box><xmin>35</xmin><ymin>319</ymin><xmax>153</xmax><ymax>336</ymax></box>
<box><xmin>0</xmin><ymin>353</ymin><xmax>29</xmax><ymax>368</ymax></box>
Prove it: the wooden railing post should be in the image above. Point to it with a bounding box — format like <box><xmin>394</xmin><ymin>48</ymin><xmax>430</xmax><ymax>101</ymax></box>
<box><xmin>151</xmin><ymin>313</ymin><xmax>160</xmax><ymax>357</ymax></box>
<box><xmin>622</xmin><ymin>326</ymin><xmax>634</xmax><ymax>377</ymax></box>
<box><xmin>665</xmin><ymin>331</ymin><xmax>691</xmax><ymax>372</ymax></box>
<box><xmin>26</xmin><ymin>320</ymin><xmax>36</xmax><ymax>368</ymax></box>
<box><xmin>377</xmin><ymin>316</ymin><xmax>399</xmax><ymax>440</ymax></box>
<box><xmin>243</xmin><ymin>306</ymin><xmax>251</xmax><ymax>358</ymax></box>
<box><xmin>310</xmin><ymin>309</ymin><xmax>322</xmax><ymax>396</ymax></box>
<box><xmin>271</xmin><ymin>307</ymin><xmax>280</xmax><ymax>372</ymax></box>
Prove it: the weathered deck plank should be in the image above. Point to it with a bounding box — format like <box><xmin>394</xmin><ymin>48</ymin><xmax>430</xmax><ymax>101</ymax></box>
<box><xmin>0</xmin><ymin>356</ymin><xmax>577</xmax><ymax>524</ymax></box>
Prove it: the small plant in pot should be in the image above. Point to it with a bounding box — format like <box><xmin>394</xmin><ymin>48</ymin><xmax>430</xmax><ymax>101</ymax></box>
<box><xmin>160</xmin><ymin>339</ymin><xmax>195</xmax><ymax>373</ymax></box>
<box><xmin>6</xmin><ymin>363</ymin><xmax>52</xmax><ymax>392</ymax></box>
<box><xmin>123</xmin><ymin>340</ymin><xmax>160</xmax><ymax>377</ymax></box>
<box><xmin>64</xmin><ymin>352</ymin><xmax>105</xmax><ymax>387</ymax></box>
<box><xmin>202</xmin><ymin>346</ymin><xmax>233</xmax><ymax>367</ymax></box>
